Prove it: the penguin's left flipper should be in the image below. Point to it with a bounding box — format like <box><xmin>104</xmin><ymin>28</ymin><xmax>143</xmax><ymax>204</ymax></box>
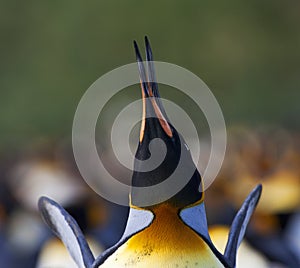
<box><xmin>38</xmin><ymin>196</ymin><xmax>95</xmax><ymax>268</ymax></box>
<box><xmin>224</xmin><ymin>184</ymin><xmax>262</xmax><ymax>267</ymax></box>
<box><xmin>92</xmin><ymin>208</ymin><xmax>154</xmax><ymax>267</ymax></box>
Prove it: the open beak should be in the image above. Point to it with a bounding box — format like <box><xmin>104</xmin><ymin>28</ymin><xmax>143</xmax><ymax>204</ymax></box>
<box><xmin>134</xmin><ymin>37</ymin><xmax>173</xmax><ymax>142</ymax></box>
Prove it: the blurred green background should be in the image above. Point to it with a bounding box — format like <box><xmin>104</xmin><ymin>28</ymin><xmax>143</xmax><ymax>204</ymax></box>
<box><xmin>1</xmin><ymin>0</ymin><xmax>299</xmax><ymax>154</ymax></box>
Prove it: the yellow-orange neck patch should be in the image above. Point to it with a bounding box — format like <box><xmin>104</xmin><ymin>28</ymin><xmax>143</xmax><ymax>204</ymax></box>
<box><xmin>101</xmin><ymin>204</ymin><xmax>224</xmax><ymax>267</ymax></box>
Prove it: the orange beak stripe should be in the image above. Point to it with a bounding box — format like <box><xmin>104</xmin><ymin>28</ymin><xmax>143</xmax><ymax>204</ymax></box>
<box><xmin>139</xmin><ymin>82</ymin><xmax>173</xmax><ymax>142</ymax></box>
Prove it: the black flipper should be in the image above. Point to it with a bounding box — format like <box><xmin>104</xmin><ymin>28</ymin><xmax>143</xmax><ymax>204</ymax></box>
<box><xmin>38</xmin><ymin>196</ymin><xmax>95</xmax><ymax>268</ymax></box>
<box><xmin>224</xmin><ymin>184</ymin><xmax>262</xmax><ymax>267</ymax></box>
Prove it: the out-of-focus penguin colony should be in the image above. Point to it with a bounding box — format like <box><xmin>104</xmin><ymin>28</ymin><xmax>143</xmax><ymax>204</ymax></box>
<box><xmin>0</xmin><ymin>129</ymin><xmax>299</xmax><ymax>267</ymax></box>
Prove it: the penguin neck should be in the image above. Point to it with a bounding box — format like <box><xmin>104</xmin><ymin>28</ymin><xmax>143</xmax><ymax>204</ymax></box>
<box><xmin>149</xmin><ymin>204</ymin><xmax>185</xmax><ymax>245</ymax></box>
<box><xmin>150</xmin><ymin>203</ymin><xmax>180</xmax><ymax>228</ymax></box>
<box><xmin>129</xmin><ymin>204</ymin><xmax>200</xmax><ymax>250</ymax></box>
<box><xmin>101</xmin><ymin>202</ymin><xmax>225</xmax><ymax>267</ymax></box>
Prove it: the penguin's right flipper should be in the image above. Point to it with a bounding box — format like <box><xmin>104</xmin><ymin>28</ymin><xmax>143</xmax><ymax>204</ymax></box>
<box><xmin>92</xmin><ymin>207</ymin><xmax>154</xmax><ymax>267</ymax></box>
<box><xmin>38</xmin><ymin>196</ymin><xmax>95</xmax><ymax>268</ymax></box>
<box><xmin>224</xmin><ymin>184</ymin><xmax>262</xmax><ymax>267</ymax></box>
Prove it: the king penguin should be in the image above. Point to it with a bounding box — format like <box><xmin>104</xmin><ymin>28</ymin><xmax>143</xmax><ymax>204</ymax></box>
<box><xmin>38</xmin><ymin>37</ymin><xmax>262</xmax><ymax>268</ymax></box>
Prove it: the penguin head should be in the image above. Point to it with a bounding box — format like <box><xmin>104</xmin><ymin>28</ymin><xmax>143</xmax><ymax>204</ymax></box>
<box><xmin>38</xmin><ymin>38</ymin><xmax>263</xmax><ymax>268</ymax></box>
<box><xmin>131</xmin><ymin>37</ymin><xmax>203</xmax><ymax>210</ymax></box>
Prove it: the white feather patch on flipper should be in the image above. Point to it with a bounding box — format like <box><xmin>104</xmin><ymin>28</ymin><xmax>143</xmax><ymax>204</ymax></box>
<box><xmin>38</xmin><ymin>197</ymin><xmax>95</xmax><ymax>268</ymax></box>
